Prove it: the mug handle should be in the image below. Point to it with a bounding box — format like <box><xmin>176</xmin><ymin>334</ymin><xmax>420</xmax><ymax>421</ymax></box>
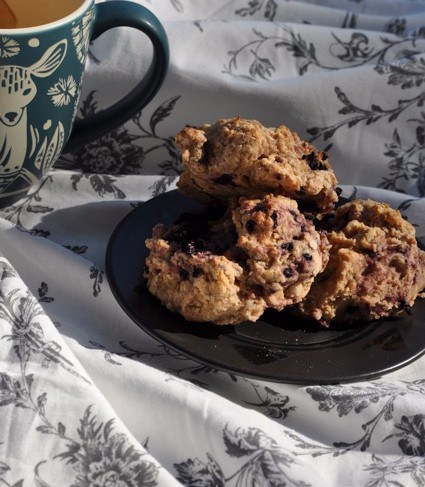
<box><xmin>64</xmin><ymin>1</ymin><xmax>169</xmax><ymax>152</ymax></box>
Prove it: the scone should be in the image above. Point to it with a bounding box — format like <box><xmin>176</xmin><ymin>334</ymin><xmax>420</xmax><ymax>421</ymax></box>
<box><xmin>176</xmin><ymin>117</ymin><xmax>339</xmax><ymax>213</ymax></box>
<box><xmin>144</xmin><ymin>194</ymin><xmax>329</xmax><ymax>325</ymax></box>
<box><xmin>144</xmin><ymin>207</ymin><xmax>266</xmax><ymax>325</ymax></box>
<box><xmin>231</xmin><ymin>194</ymin><xmax>330</xmax><ymax>310</ymax></box>
<box><xmin>297</xmin><ymin>199</ymin><xmax>425</xmax><ymax>326</ymax></box>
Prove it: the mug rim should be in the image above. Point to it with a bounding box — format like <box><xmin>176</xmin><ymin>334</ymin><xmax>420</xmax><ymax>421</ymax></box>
<box><xmin>0</xmin><ymin>0</ymin><xmax>94</xmax><ymax>34</ymax></box>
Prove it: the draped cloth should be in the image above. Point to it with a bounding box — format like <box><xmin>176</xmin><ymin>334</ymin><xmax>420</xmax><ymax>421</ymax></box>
<box><xmin>1</xmin><ymin>1</ymin><xmax>425</xmax><ymax>485</ymax></box>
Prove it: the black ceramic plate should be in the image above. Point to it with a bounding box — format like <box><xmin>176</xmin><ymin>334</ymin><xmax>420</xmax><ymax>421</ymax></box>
<box><xmin>105</xmin><ymin>190</ymin><xmax>425</xmax><ymax>384</ymax></box>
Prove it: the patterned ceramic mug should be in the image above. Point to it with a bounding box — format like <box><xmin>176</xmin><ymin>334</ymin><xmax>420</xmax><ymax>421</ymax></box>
<box><xmin>0</xmin><ymin>0</ymin><xmax>169</xmax><ymax>206</ymax></box>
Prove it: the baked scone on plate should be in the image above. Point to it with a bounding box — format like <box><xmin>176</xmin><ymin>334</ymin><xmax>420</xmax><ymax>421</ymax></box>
<box><xmin>144</xmin><ymin>194</ymin><xmax>329</xmax><ymax>325</ymax></box>
<box><xmin>296</xmin><ymin>199</ymin><xmax>425</xmax><ymax>326</ymax></box>
<box><xmin>231</xmin><ymin>194</ymin><xmax>330</xmax><ymax>311</ymax></box>
<box><xmin>175</xmin><ymin>117</ymin><xmax>339</xmax><ymax>213</ymax></box>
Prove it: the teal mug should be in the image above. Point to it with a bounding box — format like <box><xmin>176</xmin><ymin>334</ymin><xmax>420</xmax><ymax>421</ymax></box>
<box><xmin>0</xmin><ymin>0</ymin><xmax>169</xmax><ymax>206</ymax></box>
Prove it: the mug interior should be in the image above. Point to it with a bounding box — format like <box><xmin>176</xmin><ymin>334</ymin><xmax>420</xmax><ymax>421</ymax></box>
<box><xmin>0</xmin><ymin>0</ymin><xmax>93</xmax><ymax>33</ymax></box>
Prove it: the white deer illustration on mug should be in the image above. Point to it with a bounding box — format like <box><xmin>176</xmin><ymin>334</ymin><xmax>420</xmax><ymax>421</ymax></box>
<box><xmin>0</xmin><ymin>39</ymin><xmax>67</xmax><ymax>193</ymax></box>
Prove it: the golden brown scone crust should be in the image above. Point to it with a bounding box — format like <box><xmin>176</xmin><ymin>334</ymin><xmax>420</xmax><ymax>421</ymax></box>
<box><xmin>144</xmin><ymin>194</ymin><xmax>329</xmax><ymax>325</ymax></box>
<box><xmin>176</xmin><ymin>117</ymin><xmax>339</xmax><ymax>213</ymax></box>
<box><xmin>144</xmin><ymin>244</ymin><xmax>265</xmax><ymax>325</ymax></box>
<box><xmin>297</xmin><ymin>199</ymin><xmax>425</xmax><ymax>325</ymax></box>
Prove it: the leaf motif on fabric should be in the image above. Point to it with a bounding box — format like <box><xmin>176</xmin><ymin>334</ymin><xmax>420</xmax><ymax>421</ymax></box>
<box><xmin>36</xmin><ymin>424</ymin><xmax>56</xmax><ymax>435</ymax></box>
<box><xmin>265</xmin><ymin>0</ymin><xmax>277</xmax><ymax>20</ymax></box>
<box><xmin>149</xmin><ymin>175</ymin><xmax>178</xmax><ymax>197</ymax></box>
<box><xmin>405</xmin><ymin>379</ymin><xmax>425</xmax><ymax>395</ymax></box>
<box><xmin>57</xmin><ymin>422</ymin><xmax>66</xmax><ymax>436</ymax></box>
<box><xmin>38</xmin><ymin>282</ymin><xmax>54</xmax><ymax>303</ymax></box>
<box><xmin>88</xmin><ymin>175</ymin><xmax>126</xmax><ymax>199</ymax></box>
<box><xmin>0</xmin><ymin>462</ymin><xmax>10</xmax><ymax>475</ymax></box>
<box><xmin>0</xmin><ymin>372</ymin><xmax>30</xmax><ymax>408</ymax></box>
<box><xmin>384</xmin><ymin>17</ymin><xmax>407</xmax><ymax>36</ymax></box>
<box><xmin>89</xmin><ymin>265</ymin><xmax>104</xmax><ymax>297</ymax></box>
<box><xmin>385</xmin><ymin>50</ymin><xmax>425</xmax><ymax>89</ymax></box>
<box><xmin>80</xmin><ymin>90</ymin><xmax>98</xmax><ymax>118</ymax></box>
<box><xmin>102</xmin><ymin>352</ymin><xmax>121</xmax><ymax>366</ymax></box>
<box><xmin>249</xmin><ymin>52</ymin><xmax>275</xmax><ymax>79</ymax></box>
<box><xmin>149</xmin><ymin>96</ymin><xmax>180</xmax><ymax>134</ymax></box>
<box><xmin>26</xmin><ymin>205</ymin><xmax>54</xmax><ymax>214</ymax></box>
<box><xmin>235</xmin><ymin>0</ymin><xmax>277</xmax><ymax>21</ymax></box>
<box><xmin>170</xmin><ymin>0</ymin><xmax>183</xmax><ymax>12</ymax></box>
<box><xmin>36</xmin><ymin>392</ymin><xmax>47</xmax><ymax>415</ymax></box>
<box><xmin>341</xmin><ymin>12</ymin><xmax>357</xmax><ymax>29</ymax></box>
<box><xmin>245</xmin><ymin>384</ymin><xmax>295</xmax><ymax>419</ymax></box>
<box><xmin>306</xmin><ymin>383</ymin><xmax>404</xmax><ymax>417</ymax></box>
<box><xmin>223</xmin><ymin>425</ymin><xmax>275</xmax><ymax>457</ymax></box>
<box><xmin>28</xmin><ymin>229</ymin><xmax>51</xmax><ymax>238</ymax></box>
<box><xmin>70</xmin><ymin>174</ymin><xmax>83</xmax><ymax>191</ymax></box>
<box><xmin>174</xmin><ymin>453</ymin><xmax>225</xmax><ymax>487</ymax></box>
<box><xmin>0</xmin><ymin>260</ymin><xmax>17</xmax><ymax>280</ymax></box>
<box><xmin>34</xmin><ymin>460</ymin><xmax>53</xmax><ymax>487</ymax></box>
<box><xmin>0</xmin><ymin>461</ymin><xmax>24</xmax><ymax>487</ymax></box>
<box><xmin>64</xmin><ymin>245</ymin><xmax>88</xmax><ymax>255</ymax></box>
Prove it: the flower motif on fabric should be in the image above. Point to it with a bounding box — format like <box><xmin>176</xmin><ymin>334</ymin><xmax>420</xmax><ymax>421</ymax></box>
<box><xmin>64</xmin><ymin>91</ymin><xmax>145</xmax><ymax>174</ymax></box>
<box><xmin>77</xmin><ymin>132</ymin><xmax>142</xmax><ymax>173</ymax></box>
<box><xmin>0</xmin><ymin>36</ymin><xmax>19</xmax><ymax>58</ymax></box>
<box><xmin>0</xmin><ymin>261</ymin><xmax>89</xmax><ymax>383</ymax></box>
<box><xmin>48</xmin><ymin>75</ymin><xmax>77</xmax><ymax>107</ymax></box>
<box><xmin>72</xmin><ymin>7</ymin><xmax>94</xmax><ymax>64</ymax></box>
<box><xmin>175</xmin><ymin>425</ymin><xmax>310</xmax><ymax>486</ymax></box>
<box><xmin>386</xmin><ymin>414</ymin><xmax>425</xmax><ymax>456</ymax></box>
<box><xmin>363</xmin><ymin>454</ymin><xmax>425</xmax><ymax>487</ymax></box>
<box><xmin>376</xmin><ymin>50</ymin><xmax>425</xmax><ymax>89</ymax></box>
<box><xmin>2</xmin><ymin>287</ymin><xmax>45</xmax><ymax>340</ymax></box>
<box><xmin>57</xmin><ymin>405</ymin><xmax>159</xmax><ymax>487</ymax></box>
<box><xmin>57</xmin><ymin>91</ymin><xmax>181</xmax><ymax>199</ymax></box>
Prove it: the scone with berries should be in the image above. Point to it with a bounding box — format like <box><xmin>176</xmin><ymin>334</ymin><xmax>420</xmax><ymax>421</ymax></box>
<box><xmin>144</xmin><ymin>194</ymin><xmax>329</xmax><ymax>325</ymax></box>
<box><xmin>176</xmin><ymin>117</ymin><xmax>339</xmax><ymax>213</ymax></box>
<box><xmin>297</xmin><ymin>199</ymin><xmax>425</xmax><ymax>326</ymax></box>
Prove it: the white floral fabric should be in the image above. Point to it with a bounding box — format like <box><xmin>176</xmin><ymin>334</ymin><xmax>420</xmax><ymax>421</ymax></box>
<box><xmin>1</xmin><ymin>1</ymin><xmax>425</xmax><ymax>486</ymax></box>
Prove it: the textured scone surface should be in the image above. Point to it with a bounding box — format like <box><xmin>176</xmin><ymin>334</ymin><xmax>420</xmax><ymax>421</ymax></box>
<box><xmin>144</xmin><ymin>209</ymin><xmax>267</xmax><ymax>325</ymax></box>
<box><xmin>297</xmin><ymin>199</ymin><xmax>425</xmax><ymax>326</ymax></box>
<box><xmin>176</xmin><ymin>117</ymin><xmax>339</xmax><ymax>213</ymax></box>
<box><xmin>145</xmin><ymin>241</ymin><xmax>266</xmax><ymax>325</ymax></box>
<box><xmin>232</xmin><ymin>194</ymin><xmax>330</xmax><ymax>310</ymax></box>
<box><xmin>144</xmin><ymin>195</ymin><xmax>329</xmax><ymax>325</ymax></box>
